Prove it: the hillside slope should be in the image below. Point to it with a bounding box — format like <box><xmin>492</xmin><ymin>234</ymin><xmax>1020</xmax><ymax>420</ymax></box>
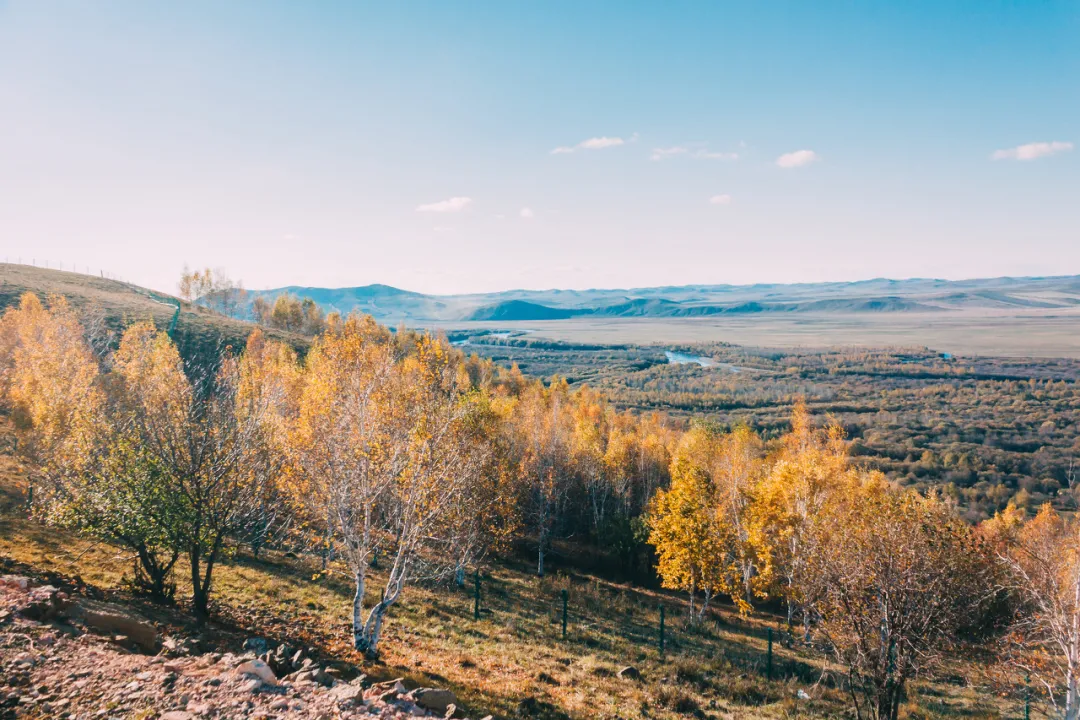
<box><xmin>0</xmin><ymin>264</ymin><xmax>307</xmax><ymax>360</ymax></box>
<box><xmin>0</xmin><ymin>437</ymin><xmax>1010</xmax><ymax>720</ymax></box>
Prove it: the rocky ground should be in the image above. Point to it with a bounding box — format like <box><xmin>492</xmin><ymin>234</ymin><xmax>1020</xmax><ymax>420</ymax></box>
<box><xmin>0</xmin><ymin>576</ymin><xmax>487</xmax><ymax>720</ymax></box>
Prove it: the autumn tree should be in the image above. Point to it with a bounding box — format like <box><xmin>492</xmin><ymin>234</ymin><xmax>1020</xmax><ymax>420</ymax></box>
<box><xmin>108</xmin><ymin>322</ymin><xmax>282</xmax><ymax>616</ymax></box>
<box><xmin>233</xmin><ymin>329</ymin><xmax>301</xmax><ymax>558</ymax></box>
<box><xmin>647</xmin><ymin>422</ymin><xmax>766</xmax><ymax>618</ymax></box>
<box><xmin>597</xmin><ymin>410</ymin><xmax>675</xmax><ymax>574</ymax></box>
<box><xmin>507</xmin><ymin>378</ymin><xmax>577</xmax><ymax>577</ymax></box>
<box><xmin>178</xmin><ymin>266</ymin><xmax>246</xmax><ymax>317</ymax></box>
<box><xmin>292</xmin><ymin>316</ymin><xmax>496</xmax><ymax>655</ymax></box>
<box><xmin>647</xmin><ymin>433</ymin><xmax>728</xmax><ymax>620</ymax></box>
<box><xmin>0</xmin><ymin>296</ymin><xmax>181</xmax><ymax>599</ymax></box>
<box><xmin>570</xmin><ymin>387</ymin><xmax>612</xmax><ymax>535</ymax></box>
<box><xmin>251</xmin><ymin>293</ymin><xmax>326</xmax><ymax>335</ymax></box>
<box><xmin>0</xmin><ymin>294</ymin><xmax>103</xmax><ymax>484</ymax></box>
<box><xmin>796</xmin><ymin>473</ymin><xmax>993</xmax><ymax>720</ymax></box>
<box><xmin>748</xmin><ymin>401</ymin><xmax>850</xmax><ymax>631</ymax></box>
<box><xmin>989</xmin><ymin>502</ymin><xmax>1080</xmax><ymax>718</ymax></box>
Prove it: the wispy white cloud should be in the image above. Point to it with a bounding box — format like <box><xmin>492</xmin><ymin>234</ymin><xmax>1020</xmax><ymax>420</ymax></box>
<box><xmin>551</xmin><ymin>136</ymin><xmax>625</xmax><ymax>154</ymax></box>
<box><xmin>415</xmin><ymin>196</ymin><xmax>473</xmax><ymax>213</ymax></box>
<box><xmin>650</xmin><ymin>146</ymin><xmax>689</xmax><ymax>161</ymax></box>
<box><xmin>697</xmin><ymin>150</ymin><xmax>739</xmax><ymax>160</ymax></box>
<box><xmin>579</xmin><ymin>136</ymin><xmax>624</xmax><ymax>150</ymax></box>
<box><xmin>520</xmin><ymin>207</ymin><xmax>534</xmax><ymax>219</ymax></box>
<box><xmin>650</xmin><ymin>146</ymin><xmax>738</xmax><ymax>161</ymax></box>
<box><xmin>708</xmin><ymin>194</ymin><xmax>733</xmax><ymax>206</ymax></box>
<box><xmin>776</xmin><ymin>150</ymin><xmax>819</xmax><ymax>168</ymax></box>
<box><xmin>992</xmin><ymin>141</ymin><xmax>1073</xmax><ymax>161</ymax></box>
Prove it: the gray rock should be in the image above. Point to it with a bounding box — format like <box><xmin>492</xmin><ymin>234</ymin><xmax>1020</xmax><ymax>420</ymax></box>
<box><xmin>15</xmin><ymin>586</ymin><xmax>69</xmax><ymax>621</ymax></box>
<box><xmin>330</xmin><ymin>684</ymin><xmax>363</xmax><ymax>705</ymax></box>
<box><xmin>242</xmin><ymin>637</ymin><xmax>269</xmax><ymax>654</ymax></box>
<box><xmin>235</xmin><ymin>659</ymin><xmax>278</xmax><ymax>686</ymax></box>
<box><xmin>413</xmin><ymin>688</ymin><xmax>457</xmax><ymax>714</ymax></box>
<box><xmin>70</xmin><ymin>600</ymin><xmax>158</xmax><ymax>652</ymax></box>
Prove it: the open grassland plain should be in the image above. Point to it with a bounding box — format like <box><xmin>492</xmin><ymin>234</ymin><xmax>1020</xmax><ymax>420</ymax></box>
<box><xmin>0</xmin><ymin>436</ymin><xmax>1026</xmax><ymax>720</ymax></box>
<box><xmin>439</xmin><ymin>309</ymin><xmax>1080</xmax><ymax>359</ymax></box>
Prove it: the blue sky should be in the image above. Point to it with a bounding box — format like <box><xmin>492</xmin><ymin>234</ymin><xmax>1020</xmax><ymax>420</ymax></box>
<box><xmin>1</xmin><ymin>1</ymin><xmax>1077</xmax><ymax>294</ymax></box>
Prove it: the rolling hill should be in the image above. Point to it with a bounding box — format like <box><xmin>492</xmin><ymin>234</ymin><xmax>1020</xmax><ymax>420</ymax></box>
<box><xmin>253</xmin><ymin>275</ymin><xmax>1080</xmax><ymax>323</ymax></box>
<box><xmin>0</xmin><ymin>264</ymin><xmax>307</xmax><ymax>361</ymax></box>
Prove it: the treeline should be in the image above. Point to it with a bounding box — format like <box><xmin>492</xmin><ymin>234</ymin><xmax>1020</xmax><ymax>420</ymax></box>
<box><xmin>3</xmin><ymin>293</ymin><xmax>1080</xmax><ymax>720</ymax></box>
<box><xmin>0</xmin><ymin>293</ymin><xmax>675</xmax><ymax>651</ymax></box>
<box><xmin>250</xmin><ymin>292</ymin><xmax>329</xmax><ymax>335</ymax></box>
<box><xmin>179</xmin><ymin>266</ymin><xmax>330</xmax><ymax>336</ymax></box>
<box><xmin>582</xmin><ymin>345</ymin><xmax>1080</xmax><ymax>521</ymax></box>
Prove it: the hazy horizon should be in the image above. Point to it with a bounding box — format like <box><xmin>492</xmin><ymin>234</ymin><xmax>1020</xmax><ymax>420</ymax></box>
<box><xmin>2</xmin><ymin>1</ymin><xmax>1077</xmax><ymax>295</ymax></box>
<box><xmin>253</xmin><ymin>270</ymin><xmax>1080</xmax><ymax>297</ymax></box>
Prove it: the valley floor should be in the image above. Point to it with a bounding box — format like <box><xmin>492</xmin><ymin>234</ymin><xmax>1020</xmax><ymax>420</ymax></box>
<box><xmin>440</xmin><ymin>308</ymin><xmax>1080</xmax><ymax>358</ymax></box>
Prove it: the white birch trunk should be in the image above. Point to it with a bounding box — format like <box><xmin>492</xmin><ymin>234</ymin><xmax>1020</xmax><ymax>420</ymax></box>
<box><xmin>352</xmin><ymin>570</ymin><xmax>366</xmax><ymax>650</ymax></box>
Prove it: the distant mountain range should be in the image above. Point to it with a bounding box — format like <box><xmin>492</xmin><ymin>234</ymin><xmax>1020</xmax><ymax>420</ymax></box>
<box><xmin>249</xmin><ymin>275</ymin><xmax>1080</xmax><ymax>324</ymax></box>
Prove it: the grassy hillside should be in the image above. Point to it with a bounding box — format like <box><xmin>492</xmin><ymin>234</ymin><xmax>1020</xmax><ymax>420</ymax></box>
<box><xmin>0</xmin><ymin>427</ymin><xmax>1018</xmax><ymax>719</ymax></box>
<box><xmin>0</xmin><ymin>263</ymin><xmax>308</xmax><ymax>362</ymax></box>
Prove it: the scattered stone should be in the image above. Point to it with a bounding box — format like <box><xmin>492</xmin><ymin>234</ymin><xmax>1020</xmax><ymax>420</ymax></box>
<box><xmin>412</xmin><ymin>688</ymin><xmax>457</xmax><ymax>714</ymax></box>
<box><xmin>0</xmin><ymin>575</ymin><xmax>33</xmax><ymax>591</ymax></box>
<box><xmin>71</xmin><ymin>600</ymin><xmax>159</xmax><ymax>652</ymax></box>
<box><xmin>243</xmin><ymin>637</ymin><xmax>269</xmax><ymax>654</ymax></box>
<box><xmin>616</xmin><ymin>665</ymin><xmax>641</xmax><ymax>681</ymax></box>
<box><xmin>0</xmin><ymin>579</ymin><xmax>496</xmax><ymax>720</ymax></box>
<box><xmin>235</xmin><ymin>659</ymin><xmax>278</xmax><ymax>686</ymax></box>
<box><xmin>15</xmin><ymin>585</ymin><xmax>69</xmax><ymax>621</ymax></box>
<box><xmin>329</xmin><ymin>684</ymin><xmax>363</xmax><ymax>705</ymax></box>
<box><xmin>312</xmin><ymin>667</ymin><xmax>335</xmax><ymax>687</ymax></box>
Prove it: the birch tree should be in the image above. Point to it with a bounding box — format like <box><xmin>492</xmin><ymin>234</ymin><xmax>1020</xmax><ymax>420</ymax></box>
<box><xmin>512</xmin><ymin>379</ymin><xmax>575</xmax><ymax>577</ymax></box>
<box><xmin>990</xmin><ymin>503</ymin><xmax>1080</xmax><ymax>719</ymax></box>
<box><xmin>748</xmin><ymin>402</ymin><xmax>850</xmax><ymax>631</ymax></box>
<box><xmin>647</xmin><ymin>423</ymin><xmax>766</xmax><ymax>619</ymax></box>
<box><xmin>293</xmin><ymin>317</ymin><xmax>494</xmax><ymax>655</ymax></box>
<box><xmin>796</xmin><ymin>473</ymin><xmax>992</xmax><ymax>720</ymax></box>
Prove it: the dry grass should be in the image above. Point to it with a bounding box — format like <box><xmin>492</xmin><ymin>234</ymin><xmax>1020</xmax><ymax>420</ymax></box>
<box><xmin>0</xmin><ymin>430</ymin><xmax>1036</xmax><ymax>719</ymax></box>
<box><xmin>0</xmin><ymin>263</ymin><xmax>307</xmax><ymax>361</ymax></box>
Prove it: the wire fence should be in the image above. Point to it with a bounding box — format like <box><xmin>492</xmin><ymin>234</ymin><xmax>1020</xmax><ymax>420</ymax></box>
<box><xmin>464</xmin><ymin>570</ymin><xmax>1042</xmax><ymax>719</ymax></box>
<box><xmin>2</xmin><ymin>257</ymin><xmax>134</xmax><ymax>284</ymax></box>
